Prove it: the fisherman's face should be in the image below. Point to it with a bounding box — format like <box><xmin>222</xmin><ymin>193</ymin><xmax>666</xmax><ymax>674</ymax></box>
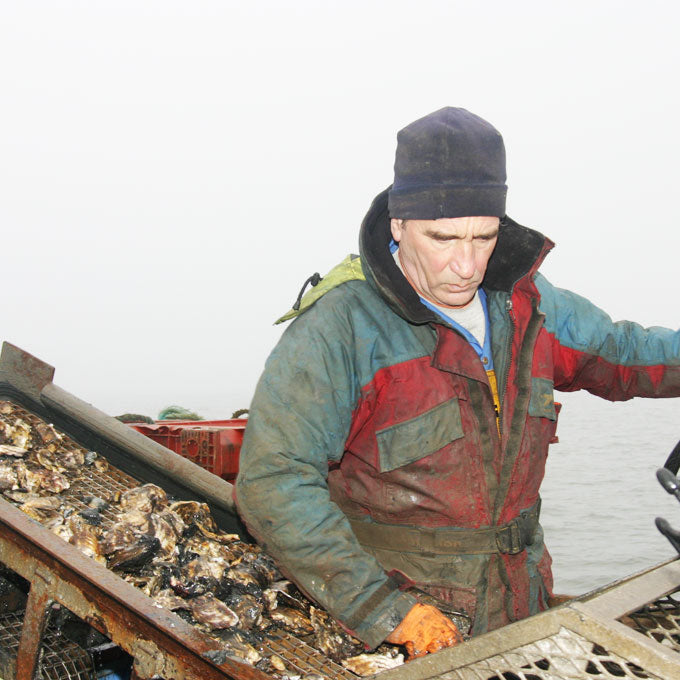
<box><xmin>391</xmin><ymin>216</ymin><xmax>499</xmax><ymax>308</ymax></box>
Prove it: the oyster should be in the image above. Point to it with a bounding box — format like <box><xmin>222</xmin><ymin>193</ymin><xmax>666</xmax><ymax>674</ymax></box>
<box><xmin>262</xmin><ymin>588</ymin><xmax>278</xmax><ymax>613</ymax></box>
<box><xmin>219</xmin><ymin>588</ymin><xmax>264</xmax><ymax>631</ymax></box>
<box><xmin>19</xmin><ymin>496</ymin><xmax>63</xmax><ymax>513</ymax></box>
<box><xmin>168</xmin><ymin>500</ymin><xmax>215</xmax><ymax>527</ymax></box>
<box><xmin>185</xmin><ymin>556</ymin><xmax>229</xmax><ymax>582</ymax></box>
<box><xmin>270</xmin><ymin>606</ymin><xmax>314</xmax><ymax>636</ymax></box>
<box><xmin>68</xmin><ymin>516</ymin><xmax>106</xmax><ymax>565</ymax></box>
<box><xmin>6</xmin><ymin>419</ymin><xmax>32</xmax><ymax>449</ymax></box>
<box><xmin>52</xmin><ymin>522</ymin><xmax>74</xmax><ymax>542</ymax></box>
<box><xmin>100</xmin><ymin>523</ymin><xmax>160</xmax><ymax>571</ymax></box>
<box><xmin>119</xmin><ymin>484</ymin><xmax>167</xmax><ymax>513</ymax></box>
<box><xmin>248</xmin><ymin>553</ymin><xmax>284</xmax><ymax>585</ymax></box>
<box><xmin>153</xmin><ymin>588</ymin><xmax>189</xmax><ymax>611</ymax></box>
<box><xmin>94</xmin><ymin>457</ymin><xmax>109</xmax><ymax>472</ymax></box>
<box><xmin>33</xmin><ymin>449</ymin><xmax>66</xmax><ymax>473</ymax></box>
<box><xmin>0</xmin><ymin>463</ymin><xmax>18</xmax><ymax>490</ymax></box>
<box><xmin>32</xmin><ymin>468</ymin><xmax>70</xmax><ymax>493</ymax></box>
<box><xmin>15</xmin><ymin>463</ymin><xmax>45</xmax><ymax>493</ymax></box>
<box><xmin>269</xmin><ymin>655</ymin><xmax>287</xmax><ymax>672</ymax></box>
<box><xmin>341</xmin><ymin>651</ymin><xmax>405</xmax><ymax>676</ymax></box>
<box><xmin>33</xmin><ymin>421</ymin><xmax>61</xmax><ymax>446</ymax></box>
<box><xmin>82</xmin><ymin>495</ymin><xmax>110</xmax><ymax>511</ymax></box>
<box><xmin>83</xmin><ymin>450</ymin><xmax>99</xmax><ymax>466</ymax></box>
<box><xmin>168</xmin><ymin>500</ymin><xmax>237</xmax><ymax>543</ymax></box>
<box><xmin>187</xmin><ymin>594</ymin><xmax>239</xmax><ymax>629</ymax></box>
<box><xmin>226</xmin><ymin>564</ymin><xmax>262</xmax><ymax>588</ymax></box>
<box><xmin>210</xmin><ymin>630</ymin><xmax>263</xmax><ymax>665</ymax></box>
<box><xmin>3</xmin><ymin>489</ymin><xmax>42</xmax><ymax>504</ymax></box>
<box><xmin>149</xmin><ymin>510</ymin><xmax>185</xmax><ymax>558</ymax></box>
<box><xmin>181</xmin><ymin>531</ymin><xmax>237</xmax><ymax>563</ymax></box>
<box><xmin>310</xmin><ymin>607</ymin><xmax>363</xmax><ymax>662</ymax></box>
<box><xmin>78</xmin><ymin>508</ymin><xmax>103</xmax><ymax>525</ymax></box>
<box><xmin>0</xmin><ymin>444</ymin><xmax>28</xmax><ymax>457</ymax></box>
<box><xmin>59</xmin><ymin>447</ymin><xmax>85</xmax><ymax>469</ymax></box>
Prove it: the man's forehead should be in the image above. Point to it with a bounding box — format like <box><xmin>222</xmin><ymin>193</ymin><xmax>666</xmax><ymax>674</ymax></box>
<box><xmin>407</xmin><ymin>216</ymin><xmax>500</xmax><ymax>234</ymax></box>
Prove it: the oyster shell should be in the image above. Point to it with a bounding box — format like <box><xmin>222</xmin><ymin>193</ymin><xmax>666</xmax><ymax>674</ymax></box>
<box><xmin>119</xmin><ymin>484</ymin><xmax>167</xmax><ymax>513</ymax></box>
<box><xmin>100</xmin><ymin>523</ymin><xmax>160</xmax><ymax>571</ymax></box>
<box><xmin>68</xmin><ymin>516</ymin><xmax>106</xmax><ymax>565</ymax></box>
<box><xmin>187</xmin><ymin>594</ymin><xmax>239</xmax><ymax>629</ymax></box>
<box><xmin>0</xmin><ymin>444</ymin><xmax>28</xmax><ymax>457</ymax></box>
<box><xmin>270</xmin><ymin>606</ymin><xmax>314</xmax><ymax>636</ymax></box>
<box><xmin>0</xmin><ymin>463</ymin><xmax>18</xmax><ymax>490</ymax></box>
<box><xmin>341</xmin><ymin>651</ymin><xmax>405</xmax><ymax>676</ymax></box>
<box><xmin>310</xmin><ymin>607</ymin><xmax>363</xmax><ymax>662</ymax></box>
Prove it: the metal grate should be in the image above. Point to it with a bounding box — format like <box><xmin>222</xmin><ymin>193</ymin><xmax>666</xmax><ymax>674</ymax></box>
<box><xmin>0</xmin><ymin>608</ymin><xmax>95</xmax><ymax>680</ymax></box>
<box><xmin>59</xmin><ymin>463</ymin><xmax>139</xmax><ymax>527</ymax></box>
<box><xmin>442</xmin><ymin>627</ymin><xmax>660</xmax><ymax>680</ymax></box>
<box><xmin>264</xmin><ymin>628</ymin><xmax>357</xmax><ymax>680</ymax></box>
<box><xmin>620</xmin><ymin>590</ymin><xmax>680</xmax><ymax>654</ymax></box>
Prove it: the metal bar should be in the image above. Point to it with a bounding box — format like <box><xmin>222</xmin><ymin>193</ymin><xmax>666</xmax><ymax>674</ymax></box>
<box><xmin>563</xmin><ymin>602</ymin><xmax>680</xmax><ymax>680</ymax></box>
<box><xmin>0</xmin><ymin>499</ymin><xmax>270</xmax><ymax>680</ymax></box>
<box><xmin>0</xmin><ymin>342</ymin><xmax>55</xmax><ymax>403</ymax></box>
<box><xmin>576</xmin><ymin>559</ymin><xmax>680</xmax><ymax>620</ymax></box>
<box><xmin>14</xmin><ymin>576</ymin><xmax>52</xmax><ymax>680</ymax></box>
<box><xmin>41</xmin><ymin>383</ymin><xmax>239</xmax><ymax>516</ymax></box>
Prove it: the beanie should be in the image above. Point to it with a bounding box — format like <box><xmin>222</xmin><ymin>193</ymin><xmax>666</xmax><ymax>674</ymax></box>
<box><xmin>387</xmin><ymin>107</ymin><xmax>507</xmax><ymax>220</ymax></box>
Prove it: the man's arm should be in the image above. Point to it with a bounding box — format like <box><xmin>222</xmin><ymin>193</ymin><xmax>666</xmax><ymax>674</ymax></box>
<box><xmin>535</xmin><ymin>273</ymin><xmax>680</xmax><ymax>398</ymax></box>
<box><xmin>235</xmin><ymin>294</ymin><xmax>417</xmax><ymax>648</ymax></box>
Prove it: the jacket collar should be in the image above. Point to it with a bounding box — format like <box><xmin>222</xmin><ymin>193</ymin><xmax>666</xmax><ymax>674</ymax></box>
<box><xmin>358</xmin><ymin>188</ymin><xmax>554</xmax><ymax>324</ymax></box>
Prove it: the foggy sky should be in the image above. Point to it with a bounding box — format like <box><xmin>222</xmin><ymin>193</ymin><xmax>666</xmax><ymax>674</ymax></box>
<box><xmin>2</xmin><ymin>0</ymin><xmax>679</xmax><ymax>420</ymax></box>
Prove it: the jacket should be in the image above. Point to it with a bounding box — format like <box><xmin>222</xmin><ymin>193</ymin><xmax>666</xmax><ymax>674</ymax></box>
<box><xmin>235</xmin><ymin>189</ymin><xmax>680</xmax><ymax>648</ymax></box>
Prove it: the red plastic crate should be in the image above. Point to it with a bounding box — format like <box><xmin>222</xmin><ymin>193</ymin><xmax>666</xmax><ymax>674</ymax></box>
<box><xmin>128</xmin><ymin>420</ymin><xmax>247</xmax><ymax>483</ymax></box>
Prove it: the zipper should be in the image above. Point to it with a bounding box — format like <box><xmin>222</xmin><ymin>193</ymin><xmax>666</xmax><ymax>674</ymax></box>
<box><xmin>499</xmin><ymin>296</ymin><xmax>515</xmax><ymax>434</ymax></box>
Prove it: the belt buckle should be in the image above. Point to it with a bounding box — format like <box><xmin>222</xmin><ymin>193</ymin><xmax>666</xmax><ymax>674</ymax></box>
<box><xmin>497</xmin><ymin>519</ymin><xmax>523</xmax><ymax>554</ymax></box>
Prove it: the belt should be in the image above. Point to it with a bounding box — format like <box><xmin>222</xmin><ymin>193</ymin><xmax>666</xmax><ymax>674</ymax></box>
<box><xmin>348</xmin><ymin>498</ymin><xmax>541</xmax><ymax>556</ymax></box>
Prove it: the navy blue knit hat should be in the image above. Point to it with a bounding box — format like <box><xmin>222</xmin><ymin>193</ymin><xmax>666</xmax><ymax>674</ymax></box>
<box><xmin>388</xmin><ymin>107</ymin><xmax>507</xmax><ymax>219</ymax></box>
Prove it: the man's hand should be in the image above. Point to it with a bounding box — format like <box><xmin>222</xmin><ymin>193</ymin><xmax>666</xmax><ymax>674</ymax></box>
<box><xmin>386</xmin><ymin>603</ymin><xmax>463</xmax><ymax>659</ymax></box>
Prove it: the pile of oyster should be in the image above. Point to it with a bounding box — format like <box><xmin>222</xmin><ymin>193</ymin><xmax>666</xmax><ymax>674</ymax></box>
<box><xmin>0</xmin><ymin>401</ymin><xmax>404</xmax><ymax>677</ymax></box>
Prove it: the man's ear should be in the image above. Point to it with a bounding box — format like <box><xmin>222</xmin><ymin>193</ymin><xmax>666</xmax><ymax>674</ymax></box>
<box><xmin>390</xmin><ymin>218</ymin><xmax>404</xmax><ymax>243</ymax></box>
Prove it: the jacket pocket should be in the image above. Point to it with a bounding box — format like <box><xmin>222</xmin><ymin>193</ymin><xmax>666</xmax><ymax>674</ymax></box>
<box><xmin>528</xmin><ymin>377</ymin><xmax>556</xmax><ymax>420</ymax></box>
<box><xmin>376</xmin><ymin>397</ymin><xmax>464</xmax><ymax>472</ymax></box>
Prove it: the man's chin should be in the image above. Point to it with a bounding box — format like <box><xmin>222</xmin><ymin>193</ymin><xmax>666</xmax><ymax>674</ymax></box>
<box><xmin>435</xmin><ymin>288</ymin><xmax>477</xmax><ymax>309</ymax></box>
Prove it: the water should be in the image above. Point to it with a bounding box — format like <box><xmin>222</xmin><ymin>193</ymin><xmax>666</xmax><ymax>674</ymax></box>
<box><xmin>540</xmin><ymin>390</ymin><xmax>680</xmax><ymax>595</ymax></box>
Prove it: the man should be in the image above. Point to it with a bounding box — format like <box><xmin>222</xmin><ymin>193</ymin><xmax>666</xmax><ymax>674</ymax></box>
<box><xmin>235</xmin><ymin>107</ymin><xmax>680</xmax><ymax>658</ymax></box>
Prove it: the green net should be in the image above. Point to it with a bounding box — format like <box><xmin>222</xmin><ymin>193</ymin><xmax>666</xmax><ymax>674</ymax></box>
<box><xmin>157</xmin><ymin>406</ymin><xmax>203</xmax><ymax>421</ymax></box>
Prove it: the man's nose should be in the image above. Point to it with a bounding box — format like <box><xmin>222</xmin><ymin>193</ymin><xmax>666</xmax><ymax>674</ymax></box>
<box><xmin>450</xmin><ymin>242</ymin><xmax>476</xmax><ymax>279</ymax></box>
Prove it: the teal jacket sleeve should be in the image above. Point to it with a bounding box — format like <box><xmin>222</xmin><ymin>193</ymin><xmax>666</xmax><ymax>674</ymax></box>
<box><xmin>535</xmin><ymin>273</ymin><xmax>680</xmax><ymax>398</ymax></box>
<box><xmin>234</xmin><ymin>290</ymin><xmax>417</xmax><ymax>648</ymax></box>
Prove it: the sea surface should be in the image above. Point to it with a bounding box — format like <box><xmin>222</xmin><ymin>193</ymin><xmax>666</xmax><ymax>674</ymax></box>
<box><xmin>539</xmin><ymin>390</ymin><xmax>680</xmax><ymax>595</ymax></box>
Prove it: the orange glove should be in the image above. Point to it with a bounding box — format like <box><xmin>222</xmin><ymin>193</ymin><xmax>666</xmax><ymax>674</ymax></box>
<box><xmin>386</xmin><ymin>603</ymin><xmax>463</xmax><ymax>659</ymax></box>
